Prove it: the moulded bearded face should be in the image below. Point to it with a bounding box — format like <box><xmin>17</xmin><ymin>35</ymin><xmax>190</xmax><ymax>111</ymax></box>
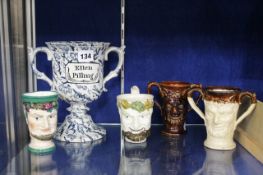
<box><xmin>119</xmin><ymin>107</ymin><xmax>153</xmax><ymax>142</ymax></box>
<box><xmin>205</xmin><ymin>101</ymin><xmax>239</xmax><ymax>138</ymax></box>
<box><xmin>27</xmin><ymin>108</ymin><xmax>57</xmax><ymax>141</ymax></box>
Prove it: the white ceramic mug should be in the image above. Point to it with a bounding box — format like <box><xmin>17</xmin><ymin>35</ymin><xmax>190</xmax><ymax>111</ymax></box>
<box><xmin>117</xmin><ymin>86</ymin><xmax>154</xmax><ymax>143</ymax></box>
<box><xmin>187</xmin><ymin>86</ymin><xmax>256</xmax><ymax>150</ymax></box>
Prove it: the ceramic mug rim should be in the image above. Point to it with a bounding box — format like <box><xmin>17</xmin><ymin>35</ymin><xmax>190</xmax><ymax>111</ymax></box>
<box><xmin>157</xmin><ymin>81</ymin><xmax>197</xmax><ymax>88</ymax></box>
<box><xmin>204</xmin><ymin>86</ymin><xmax>241</xmax><ymax>94</ymax></box>
<box><xmin>45</xmin><ymin>41</ymin><xmax>111</xmax><ymax>48</ymax></box>
<box><xmin>22</xmin><ymin>91</ymin><xmax>58</xmax><ymax>103</ymax></box>
<box><xmin>117</xmin><ymin>94</ymin><xmax>154</xmax><ymax>101</ymax></box>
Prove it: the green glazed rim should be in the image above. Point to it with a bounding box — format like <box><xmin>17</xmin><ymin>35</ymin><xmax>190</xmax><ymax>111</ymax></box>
<box><xmin>28</xmin><ymin>146</ymin><xmax>55</xmax><ymax>155</ymax></box>
<box><xmin>22</xmin><ymin>91</ymin><xmax>58</xmax><ymax>103</ymax></box>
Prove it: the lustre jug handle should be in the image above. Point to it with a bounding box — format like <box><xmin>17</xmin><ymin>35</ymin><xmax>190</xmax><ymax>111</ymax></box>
<box><xmin>103</xmin><ymin>46</ymin><xmax>125</xmax><ymax>91</ymax></box>
<box><xmin>147</xmin><ymin>82</ymin><xmax>162</xmax><ymax>113</ymax></box>
<box><xmin>235</xmin><ymin>92</ymin><xmax>257</xmax><ymax>128</ymax></box>
<box><xmin>28</xmin><ymin>47</ymin><xmax>53</xmax><ymax>88</ymax></box>
<box><xmin>187</xmin><ymin>87</ymin><xmax>205</xmax><ymax>120</ymax></box>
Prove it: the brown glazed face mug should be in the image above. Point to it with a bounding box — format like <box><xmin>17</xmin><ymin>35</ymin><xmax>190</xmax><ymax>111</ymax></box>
<box><xmin>147</xmin><ymin>81</ymin><xmax>201</xmax><ymax>136</ymax></box>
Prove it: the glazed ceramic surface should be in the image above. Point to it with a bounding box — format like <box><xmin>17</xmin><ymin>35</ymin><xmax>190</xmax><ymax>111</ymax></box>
<box><xmin>187</xmin><ymin>86</ymin><xmax>257</xmax><ymax>150</ymax></box>
<box><xmin>147</xmin><ymin>81</ymin><xmax>201</xmax><ymax>136</ymax></box>
<box><xmin>22</xmin><ymin>91</ymin><xmax>58</xmax><ymax>154</ymax></box>
<box><xmin>29</xmin><ymin>41</ymin><xmax>124</xmax><ymax>142</ymax></box>
<box><xmin>117</xmin><ymin>86</ymin><xmax>154</xmax><ymax>143</ymax></box>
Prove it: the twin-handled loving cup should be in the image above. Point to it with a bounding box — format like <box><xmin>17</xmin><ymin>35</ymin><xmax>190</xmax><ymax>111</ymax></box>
<box><xmin>147</xmin><ymin>81</ymin><xmax>201</xmax><ymax>136</ymax></box>
<box><xmin>187</xmin><ymin>86</ymin><xmax>257</xmax><ymax>150</ymax></box>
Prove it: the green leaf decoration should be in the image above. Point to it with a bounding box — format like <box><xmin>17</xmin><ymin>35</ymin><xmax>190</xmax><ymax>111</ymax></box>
<box><xmin>131</xmin><ymin>101</ymin><xmax>145</xmax><ymax>112</ymax></box>
<box><xmin>119</xmin><ymin>99</ymin><xmax>153</xmax><ymax>112</ymax></box>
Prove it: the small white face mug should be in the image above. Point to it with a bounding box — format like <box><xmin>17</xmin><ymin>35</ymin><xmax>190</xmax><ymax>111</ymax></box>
<box><xmin>22</xmin><ymin>91</ymin><xmax>59</xmax><ymax>154</ymax></box>
<box><xmin>187</xmin><ymin>86</ymin><xmax>257</xmax><ymax>150</ymax></box>
<box><xmin>117</xmin><ymin>86</ymin><xmax>154</xmax><ymax>143</ymax></box>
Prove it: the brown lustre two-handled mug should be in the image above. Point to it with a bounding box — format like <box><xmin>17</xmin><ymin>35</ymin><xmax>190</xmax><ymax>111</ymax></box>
<box><xmin>147</xmin><ymin>81</ymin><xmax>201</xmax><ymax>136</ymax></box>
<box><xmin>187</xmin><ymin>86</ymin><xmax>257</xmax><ymax>150</ymax></box>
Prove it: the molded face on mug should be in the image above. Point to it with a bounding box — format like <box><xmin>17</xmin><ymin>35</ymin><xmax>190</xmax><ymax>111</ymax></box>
<box><xmin>164</xmin><ymin>98</ymin><xmax>185</xmax><ymax>119</ymax></box>
<box><xmin>204</xmin><ymin>101</ymin><xmax>238</xmax><ymax>138</ymax></box>
<box><xmin>147</xmin><ymin>81</ymin><xmax>202</xmax><ymax>135</ymax></box>
<box><xmin>27</xmin><ymin>108</ymin><xmax>57</xmax><ymax>140</ymax></box>
<box><xmin>22</xmin><ymin>91</ymin><xmax>59</xmax><ymax>153</ymax></box>
<box><xmin>187</xmin><ymin>86</ymin><xmax>257</xmax><ymax>150</ymax></box>
<box><xmin>117</xmin><ymin>87</ymin><xmax>154</xmax><ymax>143</ymax></box>
<box><xmin>119</xmin><ymin>108</ymin><xmax>153</xmax><ymax>133</ymax></box>
<box><xmin>22</xmin><ymin>91</ymin><xmax>58</xmax><ymax>141</ymax></box>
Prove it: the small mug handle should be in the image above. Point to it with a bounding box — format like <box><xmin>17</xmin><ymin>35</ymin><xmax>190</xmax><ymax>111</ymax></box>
<box><xmin>187</xmin><ymin>84</ymin><xmax>202</xmax><ymax>112</ymax></box>
<box><xmin>147</xmin><ymin>82</ymin><xmax>162</xmax><ymax>113</ymax></box>
<box><xmin>103</xmin><ymin>46</ymin><xmax>125</xmax><ymax>91</ymax></box>
<box><xmin>28</xmin><ymin>47</ymin><xmax>53</xmax><ymax>89</ymax></box>
<box><xmin>235</xmin><ymin>92</ymin><xmax>257</xmax><ymax>128</ymax></box>
<box><xmin>187</xmin><ymin>87</ymin><xmax>205</xmax><ymax>120</ymax></box>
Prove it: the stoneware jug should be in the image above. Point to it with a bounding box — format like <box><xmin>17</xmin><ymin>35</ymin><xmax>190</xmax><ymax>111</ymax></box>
<box><xmin>147</xmin><ymin>81</ymin><xmax>201</xmax><ymax>136</ymax></box>
<box><xmin>117</xmin><ymin>86</ymin><xmax>154</xmax><ymax>143</ymax></box>
<box><xmin>187</xmin><ymin>86</ymin><xmax>257</xmax><ymax>150</ymax></box>
<box><xmin>22</xmin><ymin>91</ymin><xmax>58</xmax><ymax>154</ymax></box>
<box><xmin>28</xmin><ymin>41</ymin><xmax>124</xmax><ymax>142</ymax></box>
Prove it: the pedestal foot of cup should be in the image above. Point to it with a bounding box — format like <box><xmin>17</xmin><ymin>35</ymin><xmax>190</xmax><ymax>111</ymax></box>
<box><xmin>204</xmin><ymin>139</ymin><xmax>236</xmax><ymax>150</ymax></box>
<box><xmin>54</xmin><ymin>114</ymin><xmax>106</xmax><ymax>142</ymax></box>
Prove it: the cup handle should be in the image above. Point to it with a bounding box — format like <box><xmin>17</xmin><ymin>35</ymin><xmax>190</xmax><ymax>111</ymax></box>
<box><xmin>187</xmin><ymin>84</ymin><xmax>202</xmax><ymax>112</ymax></box>
<box><xmin>187</xmin><ymin>87</ymin><xmax>205</xmax><ymax>120</ymax></box>
<box><xmin>28</xmin><ymin>47</ymin><xmax>53</xmax><ymax>88</ymax></box>
<box><xmin>235</xmin><ymin>92</ymin><xmax>257</xmax><ymax>128</ymax></box>
<box><xmin>103</xmin><ymin>46</ymin><xmax>125</xmax><ymax>91</ymax></box>
<box><xmin>147</xmin><ymin>82</ymin><xmax>162</xmax><ymax>113</ymax></box>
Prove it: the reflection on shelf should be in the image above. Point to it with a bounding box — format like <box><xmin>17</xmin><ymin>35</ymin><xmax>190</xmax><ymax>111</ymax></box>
<box><xmin>56</xmin><ymin>139</ymin><xmax>105</xmax><ymax>174</ymax></box>
<box><xmin>30</xmin><ymin>153</ymin><xmax>58</xmax><ymax>175</ymax></box>
<box><xmin>119</xmin><ymin>141</ymin><xmax>151</xmax><ymax>175</ymax></box>
<box><xmin>193</xmin><ymin>148</ymin><xmax>236</xmax><ymax>175</ymax></box>
<box><xmin>158</xmin><ymin>135</ymin><xmax>186</xmax><ymax>175</ymax></box>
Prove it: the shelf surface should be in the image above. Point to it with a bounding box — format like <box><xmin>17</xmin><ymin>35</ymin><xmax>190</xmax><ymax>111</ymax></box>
<box><xmin>0</xmin><ymin>124</ymin><xmax>263</xmax><ymax>175</ymax></box>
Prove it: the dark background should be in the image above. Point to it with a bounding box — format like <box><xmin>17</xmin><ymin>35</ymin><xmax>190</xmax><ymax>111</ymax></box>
<box><xmin>35</xmin><ymin>0</ymin><xmax>263</xmax><ymax>124</ymax></box>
